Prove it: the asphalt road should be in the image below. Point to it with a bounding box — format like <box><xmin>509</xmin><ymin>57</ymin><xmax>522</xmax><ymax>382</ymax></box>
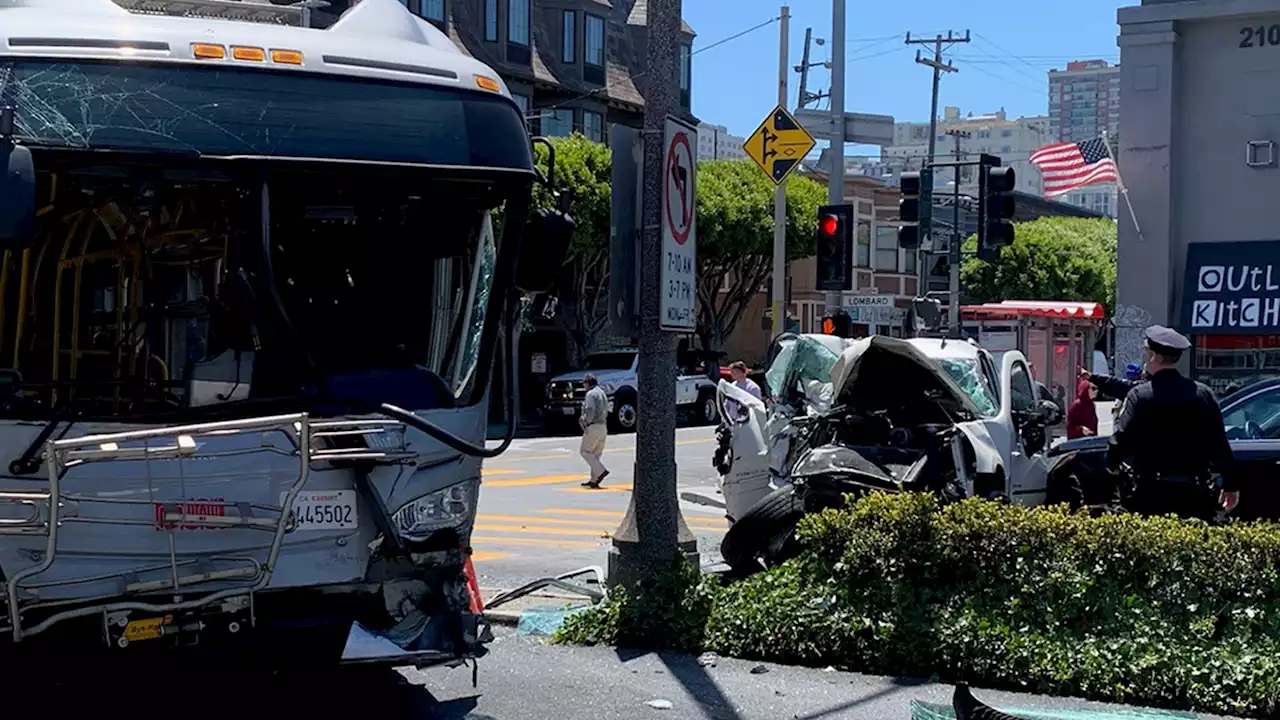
<box><xmin>82</xmin><ymin>628</ymin><xmax>1234</xmax><ymax>719</ymax></box>
<box><xmin>471</xmin><ymin>426</ymin><xmax>728</xmax><ymax>592</ymax></box>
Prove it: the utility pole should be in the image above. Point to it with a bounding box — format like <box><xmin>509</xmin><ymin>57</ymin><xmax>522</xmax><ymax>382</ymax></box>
<box><xmin>771</xmin><ymin>6</ymin><xmax>790</xmax><ymax>337</ymax></box>
<box><xmin>946</xmin><ymin>129</ymin><xmax>970</xmax><ymax>337</ymax></box>
<box><xmin>905</xmin><ymin>30</ymin><xmax>968</xmax><ymax>295</ymax></box>
<box><xmin>607</xmin><ymin>0</ymin><xmax>696</xmax><ymax>587</ymax></box>
<box><xmin>795</xmin><ymin>28</ymin><xmax>828</xmax><ymax>110</ymax></box>
<box><xmin>825</xmin><ymin>0</ymin><xmax>846</xmax><ymax>314</ymax></box>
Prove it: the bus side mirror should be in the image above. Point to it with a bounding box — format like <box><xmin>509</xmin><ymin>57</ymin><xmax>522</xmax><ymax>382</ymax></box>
<box><xmin>515</xmin><ymin>208</ymin><xmax>575</xmax><ymax>294</ymax></box>
<box><xmin>0</xmin><ymin>140</ymin><xmax>35</xmax><ymax>250</ymax></box>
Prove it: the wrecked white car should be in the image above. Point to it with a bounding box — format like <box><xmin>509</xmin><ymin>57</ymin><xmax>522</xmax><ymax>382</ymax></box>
<box><xmin>716</xmin><ymin>334</ymin><xmax>1062</xmax><ymax>574</ymax></box>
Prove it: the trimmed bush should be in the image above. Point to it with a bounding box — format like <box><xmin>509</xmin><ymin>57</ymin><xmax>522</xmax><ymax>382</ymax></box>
<box><xmin>556</xmin><ymin>493</ymin><xmax>1280</xmax><ymax>717</ymax></box>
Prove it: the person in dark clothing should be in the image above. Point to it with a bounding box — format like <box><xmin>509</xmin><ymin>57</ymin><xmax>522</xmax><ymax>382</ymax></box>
<box><xmin>1106</xmin><ymin>326</ymin><xmax>1239</xmax><ymax>521</ymax></box>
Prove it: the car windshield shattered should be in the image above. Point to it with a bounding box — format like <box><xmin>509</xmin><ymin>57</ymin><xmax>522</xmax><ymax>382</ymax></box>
<box><xmin>937</xmin><ymin>358</ymin><xmax>999</xmax><ymax>417</ymax></box>
<box><xmin>765</xmin><ymin>335</ymin><xmax>840</xmax><ymax>401</ymax></box>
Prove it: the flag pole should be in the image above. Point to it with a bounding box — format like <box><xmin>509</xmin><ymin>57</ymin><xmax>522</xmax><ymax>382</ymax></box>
<box><xmin>1101</xmin><ymin>130</ymin><xmax>1145</xmax><ymax>242</ymax></box>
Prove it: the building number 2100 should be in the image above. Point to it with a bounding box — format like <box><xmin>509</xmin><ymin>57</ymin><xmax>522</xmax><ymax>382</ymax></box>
<box><xmin>1239</xmin><ymin>24</ymin><xmax>1280</xmax><ymax>48</ymax></box>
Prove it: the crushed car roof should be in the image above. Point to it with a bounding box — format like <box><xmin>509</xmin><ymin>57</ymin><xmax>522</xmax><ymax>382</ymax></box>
<box><xmin>830</xmin><ymin>336</ymin><xmax>983</xmax><ymax>419</ymax></box>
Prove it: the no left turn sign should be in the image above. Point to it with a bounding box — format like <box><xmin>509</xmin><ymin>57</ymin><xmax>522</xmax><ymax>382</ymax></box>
<box><xmin>665</xmin><ymin>130</ymin><xmax>694</xmax><ymax>245</ymax></box>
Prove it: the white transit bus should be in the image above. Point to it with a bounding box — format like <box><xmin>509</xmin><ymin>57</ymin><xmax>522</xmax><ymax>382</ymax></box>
<box><xmin>0</xmin><ymin>0</ymin><xmax>572</xmax><ymax>675</ymax></box>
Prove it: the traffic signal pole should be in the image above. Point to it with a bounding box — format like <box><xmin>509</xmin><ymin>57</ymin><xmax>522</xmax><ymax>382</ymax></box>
<box><xmin>771</xmin><ymin>6</ymin><xmax>790</xmax><ymax>337</ymax></box>
<box><xmin>825</xmin><ymin>0</ymin><xmax>845</xmax><ymax>314</ymax></box>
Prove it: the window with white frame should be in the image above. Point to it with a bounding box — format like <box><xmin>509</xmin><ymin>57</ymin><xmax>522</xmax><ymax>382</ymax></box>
<box><xmin>483</xmin><ymin>0</ymin><xmax>497</xmax><ymax>41</ymax></box>
<box><xmin>873</xmin><ymin>226</ymin><xmax>898</xmax><ymax>272</ymax></box>
<box><xmin>582</xmin><ymin>110</ymin><xmax>604</xmax><ymax>143</ymax></box>
<box><xmin>855</xmin><ymin>219</ymin><xmax>871</xmax><ymax>268</ymax></box>
<box><xmin>584</xmin><ymin>14</ymin><xmax>605</xmax><ymax>66</ymax></box>
<box><xmin>796</xmin><ymin>301</ymin><xmax>823</xmax><ymax>333</ymax></box>
<box><xmin>903</xmin><ymin>244</ymin><xmax>918</xmax><ymax>275</ymax></box>
<box><xmin>540</xmin><ymin>108</ymin><xmax>574</xmax><ymax>137</ymax></box>
<box><xmin>508</xmin><ymin>0</ymin><xmax>530</xmax><ymax>46</ymax></box>
<box><xmin>562</xmin><ymin>11</ymin><xmax>576</xmax><ymax>63</ymax></box>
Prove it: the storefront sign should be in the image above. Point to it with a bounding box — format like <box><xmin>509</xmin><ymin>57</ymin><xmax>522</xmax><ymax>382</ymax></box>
<box><xmin>1183</xmin><ymin>240</ymin><xmax>1280</xmax><ymax>334</ymax></box>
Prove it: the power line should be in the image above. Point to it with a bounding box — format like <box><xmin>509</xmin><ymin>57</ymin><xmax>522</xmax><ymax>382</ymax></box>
<box><xmin>528</xmin><ymin>14</ymin><xmax>781</xmax><ymax>119</ymax></box>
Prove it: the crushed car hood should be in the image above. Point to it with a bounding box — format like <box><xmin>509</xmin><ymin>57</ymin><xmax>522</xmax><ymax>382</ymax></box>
<box><xmin>829</xmin><ymin>336</ymin><xmax>983</xmax><ymax>421</ymax></box>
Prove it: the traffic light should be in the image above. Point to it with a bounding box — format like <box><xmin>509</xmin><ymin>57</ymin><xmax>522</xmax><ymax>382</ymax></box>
<box><xmin>815</xmin><ymin>204</ymin><xmax>854</xmax><ymax>291</ymax></box>
<box><xmin>897</xmin><ymin>168</ymin><xmax>933</xmax><ymax>250</ymax></box>
<box><xmin>821</xmin><ymin>310</ymin><xmax>853</xmax><ymax>338</ymax></box>
<box><xmin>977</xmin><ymin>158</ymin><xmax>1016</xmax><ymax>262</ymax></box>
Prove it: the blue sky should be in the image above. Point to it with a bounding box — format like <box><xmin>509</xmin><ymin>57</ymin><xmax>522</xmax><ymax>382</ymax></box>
<box><xmin>684</xmin><ymin>0</ymin><xmax>1127</xmax><ymax>155</ymax></box>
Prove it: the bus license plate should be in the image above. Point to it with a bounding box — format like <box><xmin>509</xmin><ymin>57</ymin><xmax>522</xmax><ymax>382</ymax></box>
<box><xmin>281</xmin><ymin>490</ymin><xmax>358</xmax><ymax>531</ymax></box>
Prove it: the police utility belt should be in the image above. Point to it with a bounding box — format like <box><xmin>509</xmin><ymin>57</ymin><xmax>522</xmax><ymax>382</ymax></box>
<box><xmin>1136</xmin><ymin>471</ymin><xmax>1213</xmax><ymax>488</ymax></box>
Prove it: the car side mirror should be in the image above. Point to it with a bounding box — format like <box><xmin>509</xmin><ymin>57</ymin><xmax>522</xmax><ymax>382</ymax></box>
<box><xmin>0</xmin><ymin>117</ymin><xmax>36</xmax><ymax>250</ymax></box>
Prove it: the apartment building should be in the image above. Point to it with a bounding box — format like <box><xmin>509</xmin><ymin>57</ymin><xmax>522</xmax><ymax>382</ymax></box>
<box><xmin>697</xmin><ymin>123</ymin><xmax>747</xmax><ymax>161</ymax></box>
<box><xmin>1048</xmin><ymin>60</ymin><xmax>1121</xmax><ymax>218</ymax></box>
<box><xmin>881</xmin><ymin>106</ymin><xmax>1049</xmax><ymax>196</ymax></box>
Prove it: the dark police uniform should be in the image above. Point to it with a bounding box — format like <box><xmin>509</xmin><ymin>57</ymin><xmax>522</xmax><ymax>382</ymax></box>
<box><xmin>1106</xmin><ymin>326</ymin><xmax>1237</xmax><ymax>521</ymax></box>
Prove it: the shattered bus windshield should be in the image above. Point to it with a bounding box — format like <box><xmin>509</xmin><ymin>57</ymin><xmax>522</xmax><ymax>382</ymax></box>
<box><xmin>0</xmin><ymin>60</ymin><xmax>530</xmax><ymax>421</ymax></box>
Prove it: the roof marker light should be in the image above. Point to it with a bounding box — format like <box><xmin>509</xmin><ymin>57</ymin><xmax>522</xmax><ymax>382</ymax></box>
<box><xmin>191</xmin><ymin>43</ymin><xmax>226</xmax><ymax>60</ymax></box>
<box><xmin>271</xmin><ymin>49</ymin><xmax>304</xmax><ymax>65</ymax></box>
<box><xmin>474</xmin><ymin>75</ymin><xmax>501</xmax><ymax>93</ymax></box>
<box><xmin>232</xmin><ymin>46</ymin><xmax>266</xmax><ymax>62</ymax></box>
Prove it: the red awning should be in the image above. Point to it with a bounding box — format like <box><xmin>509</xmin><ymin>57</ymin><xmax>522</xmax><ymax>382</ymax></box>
<box><xmin>960</xmin><ymin>300</ymin><xmax>1106</xmax><ymax>320</ymax></box>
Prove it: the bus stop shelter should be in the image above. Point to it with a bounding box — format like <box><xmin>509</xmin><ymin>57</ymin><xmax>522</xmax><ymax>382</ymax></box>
<box><xmin>959</xmin><ymin>301</ymin><xmax>1108</xmax><ymax>406</ymax></box>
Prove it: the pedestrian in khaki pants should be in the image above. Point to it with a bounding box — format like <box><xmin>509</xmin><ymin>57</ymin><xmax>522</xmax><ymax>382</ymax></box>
<box><xmin>579</xmin><ymin>373</ymin><xmax>610</xmax><ymax>488</ymax></box>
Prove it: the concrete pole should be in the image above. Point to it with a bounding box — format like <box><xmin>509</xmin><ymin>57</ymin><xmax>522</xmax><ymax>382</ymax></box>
<box><xmin>607</xmin><ymin>0</ymin><xmax>696</xmax><ymax>588</ymax></box>
<box><xmin>771</xmin><ymin>6</ymin><xmax>790</xmax><ymax>337</ymax></box>
<box><xmin>824</xmin><ymin>0</ymin><xmax>845</xmax><ymax>313</ymax></box>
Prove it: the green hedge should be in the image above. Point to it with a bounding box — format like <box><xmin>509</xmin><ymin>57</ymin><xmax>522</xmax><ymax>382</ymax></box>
<box><xmin>557</xmin><ymin>493</ymin><xmax>1280</xmax><ymax>718</ymax></box>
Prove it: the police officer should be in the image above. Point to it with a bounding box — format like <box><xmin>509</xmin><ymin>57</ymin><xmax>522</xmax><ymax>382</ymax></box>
<box><xmin>1106</xmin><ymin>326</ymin><xmax>1240</xmax><ymax>521</ymax></box>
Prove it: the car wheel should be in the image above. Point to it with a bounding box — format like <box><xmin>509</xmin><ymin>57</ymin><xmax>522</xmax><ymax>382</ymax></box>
<box><xmin>611</xmin><ymin>394</ymin><xmax>638</xmax><ymax>433</ymax></box>
<box><xmin>719</xmin><ymin>484</ymin><xmax>805</xmax><ymax>576</ymax></box>
<box><xmin>698</xmin><ymin>393</ymin><xmax>719</xmax><ymax>426</ymax></box>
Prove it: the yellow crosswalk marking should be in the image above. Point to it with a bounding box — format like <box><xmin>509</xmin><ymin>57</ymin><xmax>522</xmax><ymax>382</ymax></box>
<box><xmin>483</xmin><ymin>474</ymin><xmax>585</xmax><ymax>488</ymax></box>
<box><xmin>480</xmin><ymin>468</ymin><xmax>524</xmax><ymax>476</ymax></box>
<box><xmin>558</xmin><ymin>484</ymin><xmax>633</xmax><ymax>493</ymax></box>
<box><xmin>540</xmin><ymin>508</ymin><xmax>625</xmax><ymax>518</ymax></box>
<box><xmin>470</xmin><ymin>535</ymin><xmax>601</xmax><ymax>548</ymax></box>
<box><xmin>470</xmin><ymin>551</ymin><xmax>511</xmax><ymax>561</ymax></box>
<box><xmin>474</xmin><ymin>522</ymin><xmax>612</xmax><ymax>537</ymax></box>
<box><xmin>505</xmin><ymin>437</ymin><xmax>712</xmax><ymax>462</ymax></box>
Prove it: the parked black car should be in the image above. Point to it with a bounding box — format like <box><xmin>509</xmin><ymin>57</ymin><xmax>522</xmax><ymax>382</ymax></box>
<box><xmin>1047</xmin><ymin>377</ymin><xmax>1280</xmax><ymax>521</ymax></box>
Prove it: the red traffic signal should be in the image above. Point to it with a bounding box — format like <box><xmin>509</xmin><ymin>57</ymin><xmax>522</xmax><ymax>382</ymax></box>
<box><xmin>819</xmin><ymin>214</ymin><xmax>839</xmax><ymax>237</ymax></box>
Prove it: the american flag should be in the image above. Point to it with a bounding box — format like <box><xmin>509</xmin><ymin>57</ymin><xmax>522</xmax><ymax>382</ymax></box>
<box><xmin>1029</xmin><ymin>138</ymin><xmax>1118</xmax><ymax>198</ymax></box>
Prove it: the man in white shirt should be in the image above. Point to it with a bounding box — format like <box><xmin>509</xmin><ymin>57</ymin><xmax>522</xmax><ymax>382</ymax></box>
<box><xmin>579</xmin><ymin>373</ymin><xmax>610</xmax><ymax>488</ymax></box>
<box><xmin>723</xmin><ymin>361</ymin><xmax>762</xmax><ymax>421</ymax></box>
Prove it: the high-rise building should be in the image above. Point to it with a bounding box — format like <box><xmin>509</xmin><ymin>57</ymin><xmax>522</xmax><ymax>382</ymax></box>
<box><xmin>1048</xmin><ymin>60</ymin><xmax>1120</xmax><ymax>217</ymax></box>
<box><xmin>696</xmin><ymin>123</ymin><xmax>747</xmax><ymax>161</ymax></box>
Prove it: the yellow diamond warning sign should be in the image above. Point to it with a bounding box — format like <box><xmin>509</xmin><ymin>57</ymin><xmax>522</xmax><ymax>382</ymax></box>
<box><xmin>743</xmin><ymin>104</ymin><xmax>817</xmax><ymax>186</ymax></box>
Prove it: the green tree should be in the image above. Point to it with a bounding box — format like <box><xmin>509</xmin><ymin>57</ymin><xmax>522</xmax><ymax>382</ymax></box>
<box><xmin>695</xmin><ymin>160</ymin><xmax>826</xmax><ymax>349</ymax></box>
<box><xmin>531</xmin><ymin>135</ymin><xmax>612</xmax><ymax>358</ymax></box>
<box><xmin>960</xmin><ymin>216</ymin><xmax>1117</xmax><ymax>311</ymax></box>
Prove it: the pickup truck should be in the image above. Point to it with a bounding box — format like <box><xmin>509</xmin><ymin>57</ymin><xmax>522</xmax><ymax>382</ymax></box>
<box><xmin>542</xmin><ymin>348</ymin><xmax>720</xmax><ymax>432</ymax></box>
